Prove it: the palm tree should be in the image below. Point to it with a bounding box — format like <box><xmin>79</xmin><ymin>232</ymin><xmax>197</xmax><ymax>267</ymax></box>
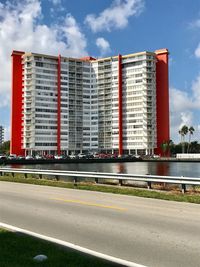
<box><xmin>178</xmin><ymin>125</ymin><xmax>188</xmax><ymax>153</ymax></box>
<box><xmin>187</xmin><ymin>126</ymin><xmax>195</xmax><ymax>153</ymax></box>
<box><xmin>160</xmin><ymin>140</ymin><xmax>174</xmax><ymax>157</ymax></box>
<box><xmin>160</xmin><ymin>141</ymin><xmax>168</xmax><ymax>157</ymax></box>
<box><xmin>168</xmin><ymin>139</ymin><xmax>174</xmax><ymax>156</ymax></box>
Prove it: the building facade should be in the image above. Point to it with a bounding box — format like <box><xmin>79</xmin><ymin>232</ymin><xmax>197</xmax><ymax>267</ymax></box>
<box><xmin>11</xmin><ymin>49</ymin><xmax>170</xmax><ymax>156</ymax></box>
<box><xmin>0</xmin><ymin>126</ymin><xmax>4</xmax><ymax>145</ymax></box>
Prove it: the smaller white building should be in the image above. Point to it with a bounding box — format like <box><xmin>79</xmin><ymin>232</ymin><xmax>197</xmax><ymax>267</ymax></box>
<box><xmin>176</xmin><ymin>154</ymin><xmax>200</xmax><ymax>159</ymax></box>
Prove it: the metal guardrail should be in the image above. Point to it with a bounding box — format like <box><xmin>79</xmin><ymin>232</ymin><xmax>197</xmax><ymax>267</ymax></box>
<box><xmin>1</xmin><ymin>167</ymin><xmax>200</xmax><ymax>193</ymax></box>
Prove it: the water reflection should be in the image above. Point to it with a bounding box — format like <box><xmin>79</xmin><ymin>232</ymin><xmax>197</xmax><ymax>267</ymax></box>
<box><xmin>9</xmin><ymin>161</ymin><xmax>200</xmax><ymax>178</ymax></box>
<box><xmin>116</xmin><ymin>163</ymin><xmax>127</xmax><ymax>174</ymax></box>
<box><xmin>155</xmin><ymin>162</ymin><xmax>170</xmax><ymax>176</ymax></box>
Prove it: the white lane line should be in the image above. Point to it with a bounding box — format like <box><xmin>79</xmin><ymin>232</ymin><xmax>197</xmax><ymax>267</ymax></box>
<box><xmin>0</xmin><ymin>222</ymin><xmax>147</xmax><ymax>267</ymax></box>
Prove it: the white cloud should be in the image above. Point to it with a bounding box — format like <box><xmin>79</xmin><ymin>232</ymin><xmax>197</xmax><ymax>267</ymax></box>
<box><xmin>192</xmin><ymin>17</ymin><xmax>200</xmax><ymax>58</ymax></box>
<box><xmin>50</xmin><ymin>0</ymin><xmax>61</xmax><ymax>5</ymax></box>
<box><xmin>179</xmin><ymin>111</ymin><xmax>193</xmax><ymax>128</ymax></box>
<box><xmin>4</xmin><ymin>126</ymin><xmax>11</xmax><ymax>141</ymax></box>
<box><xmin>195</xmin><ymin>43</ymin><xmax>200</xmax><ymax>58</ymax></box>
<box><xmin>189</xmin><ymin>19</ymin><xmax>200</xmax><ymax>29</ymax></box>
<box><xmin>191</xmin><ymin>75</ymin><xmax>200</xmax><ymax>103</ymax></box>
<box><xmin>85</xmin><ymin>0</ymin><xmax>144</xmax><ymax>32</ymax></box>
<box><xmin>96</xmin><ymin>37</ymin><xmax>111</xmax><ymax>56</ymax></box>
<box><xmin>170</xmin><ymin>75</ymin><xmax>200</xmax><ymax>143</ymax></box>
<box><xmin>170</xmin><ymin>88</ymin><xmax>194</xmax><ymax>112</ymax></box>
<box><xmin>0</xmin><ymin>0</ymin><xmax>88</xmax><ymax>109</ymax></box>
<box><xmin>60</xmin><ymin>14</ymin><xmax>87</xmax><ymax>57</ymax></box>
<box><xmin>49</xmin><ymin>0</ymin><xmax>65</xmax><ymax>16</ymax></box>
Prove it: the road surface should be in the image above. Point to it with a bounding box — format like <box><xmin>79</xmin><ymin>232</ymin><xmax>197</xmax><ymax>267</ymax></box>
<box><xmin>0</xmin><ymin>181</ymin><xmax>200</xmax><ymax>267</ymax></box>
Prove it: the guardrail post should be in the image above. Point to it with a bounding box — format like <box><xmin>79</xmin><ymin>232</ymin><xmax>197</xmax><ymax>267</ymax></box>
<box><xmin>119</xmin><ymin>179</ymin><xmax>123</xmax><ymax>186</ymax></box>
<box><xmin>55</xmin><ymin>175</ymin><xmax>59</xmax><ymax>181</ymax></box>
<box><xmin>181</xmin><ymin>184</ymin><xmax>186</xmax><ymax>194</ymax></box>
<box><xmin>95</xmin><ymin>178</ymin><xmax>98</xmax><ymax>184</ymax></box>
<box><xmin>12</xmin><ymin>173</ymin><xmax>15</xmax><ymax>178</ymax></box>
<box><xmin>39</xmin><ymin>174</ymin><xmax>42</xmax><ymax>179</ymax></box>
<box><xmin>74</xmin><ymin>177</ymin><xmax>78</xmax><ymax>186</ymax></box>
<box><xmin>24</xmin><ymin>173</ymin><xmax>27</xmax><ymax>178</ymax></box>
<box><xmin>147</xmin><ymin>181</ymin><xmax>152</xmax><ymax>190</ymax></box>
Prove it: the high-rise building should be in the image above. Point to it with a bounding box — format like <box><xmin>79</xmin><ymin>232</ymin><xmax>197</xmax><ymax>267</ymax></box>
<box><xmin>10</xmin><ymin>49</ymin><xmax>169</xmax><ymax>156</ymax></box>
<box><xmin>0</xmin><ymin>126</ymin><xmax>4</xmax><ymax>145</ymax></box>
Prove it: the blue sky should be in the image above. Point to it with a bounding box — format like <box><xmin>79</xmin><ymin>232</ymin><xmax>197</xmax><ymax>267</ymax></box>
<box><xmin>0</xmin><ymin>0</ymin><xmax>200</xmax><ymax>143</ymax></box>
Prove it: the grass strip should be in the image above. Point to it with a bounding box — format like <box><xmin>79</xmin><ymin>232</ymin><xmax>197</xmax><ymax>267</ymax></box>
<box><xmin>0</xmin><ymin>228</ymin><xmax>122</xmax><ymax>267</ymax></box>
<box><xmin>1</xmin><ymin>174</ymin><xmax>200</xmax><ymax>204</ymax></box>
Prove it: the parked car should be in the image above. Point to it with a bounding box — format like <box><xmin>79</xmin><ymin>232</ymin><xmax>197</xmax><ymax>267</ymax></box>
<box><xmin>78</xmin><ymin>153</ymin><xmax>86</xmax><ymax>159</ymax></box>
<box><xmin>93</xmin><ymin>153</ymin><xmax>100</xmax><ymax>158</ymax></box>
<box><xmin>0</xmin><ymin>154</ymin><xmax>7</xmax><ymax>160</ymax></box>
<box><xmin>35</xmin><ymin>155</ymin><xmax>43</xmax><ymax>159</ymax></box>
<box><xmin>134</xmin><ymin>155</ymin><xmax>142</xmax><ymax>159</ymax></box>
<box><xmin>98</xmin><ymin>153</ymin><xmax>108</xmax><ymax>159</ymax></box>
<box><xmin>69</xmin><ymin>154</ymin><xmax>78</xmax><ymax>159</ymax></box>
<box><xmin>54</xmin><ymin>155</ymin><xmax>65</xmax><ymax>159</ymax></box>
<box><xmin>44</xmin><ymin>154</ymin><xmax>54</xmax><ymax>159</ymax></box>
<box><xmin>25</xmin><ymin>155</ymin><xmax>34</xmax><ymax>160</ymax></box>
<box><xmin>152</xmin><ymin>154</ymin><xmax>160</xmax><ymax>159</ymax></box>
<box><xmin>17</xmin><ymin>155</ymin><xmax>25</xmax><ymax>160</ymax></box>
<box><xmin>110</xmin><ymin>153</ymin><xmax>118</xmax><ymax>158</ymax></box>
<box><xmin>8</xmin><ymin>154</ymin><xmax>17</xmax><ymax>160</ymax></box>
<box><xmin>117</xmin><ymin>154</ymin><xmax>138</xmax><ymax>159</ymax></box>
<box><xmin>85</xmin><ymin>152</ymin><xmax>94</xmax><ymax>159</ymax></box>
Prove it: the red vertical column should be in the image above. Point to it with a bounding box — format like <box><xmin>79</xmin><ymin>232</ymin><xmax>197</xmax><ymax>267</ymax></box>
<box><xmin>10</xmin><ymin>51</ymin><xmax>25</xmax><ymax>156</ymax></box>
<box><xmin>118</xmin><ymin>54</ymin><xmax>123</xmax><ymax>156</ymax></box>
<box><xmin>155</xmin><ymin>49</ymin><xmax>170</xmax><ymax>156</ymax></box>
<box><xmin>57</xmin><ymin>55</ymin><xmax>61</xmax><ymax>155</ymax></box>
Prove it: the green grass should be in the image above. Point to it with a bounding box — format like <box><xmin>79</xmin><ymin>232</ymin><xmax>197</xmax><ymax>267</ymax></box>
<box><xmin>0</xmin><ymin>228</ymin><xmax>121</xmax><ymax>267</ymax></box>
<box><xmin>1</xmin><ymin>173</ymin><xmax>200</xmax><ymax>204</ymax></box>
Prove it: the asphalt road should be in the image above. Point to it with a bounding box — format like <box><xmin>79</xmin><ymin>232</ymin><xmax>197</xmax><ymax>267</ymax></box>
<box><xmin>0</xmin><ymin>181</ymin><xmax>200</xmax><ymax>267</ymax></box>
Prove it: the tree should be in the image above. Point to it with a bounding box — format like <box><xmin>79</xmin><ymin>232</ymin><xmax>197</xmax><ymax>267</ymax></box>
<box><xmin>169</xmin><ymin>140</ymin><xmax>200</xmax><ymax>154</ymax></box>
<box><xmin>187</xmin><ymin>126</ymin><xmax>195</xmax><ymax>153</ymax></box>
<box><xmin>0</xmin><ymin>141</ymin><xmax>10</xmax><ymax>154</ymax></box>
<box><xmin>190</xmin><ymin>141</ymin><xmax>200</xmax><ymax>153</ymax></box>
<box><xmin>160</xmin><ymin>141</ymin><xmax>168</xmax><ymax>157</ymax></box>
<box><xmin>178</xmin><ymin>125</ymin><xmax>188</xmax><ymax>153</ymax></box>
<box><xmin>160</xmin><ymin>140</ymin><xmax>173</xmax><ymax>157</ymax></box>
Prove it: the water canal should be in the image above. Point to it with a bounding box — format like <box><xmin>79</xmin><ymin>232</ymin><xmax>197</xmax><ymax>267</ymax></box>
<box><xmin>9</xmin><ymin>161</ymin><xmax>200</xmax><ymax>178</ymax></box>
